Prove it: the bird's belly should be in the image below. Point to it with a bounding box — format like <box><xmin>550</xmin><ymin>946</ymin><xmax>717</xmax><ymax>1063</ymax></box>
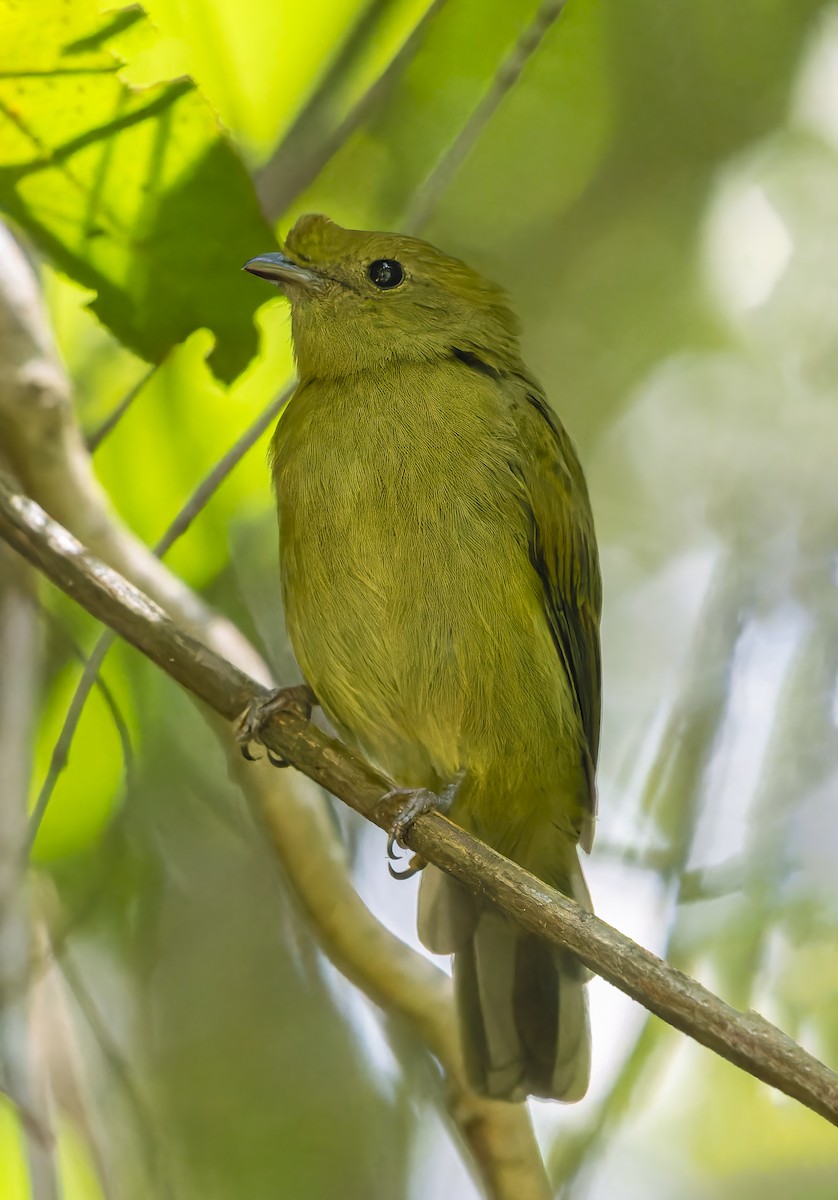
<box><xmin>282</xmin><ymin>497</ymin><xmax>580</xmax><ymax>819</ymax></box>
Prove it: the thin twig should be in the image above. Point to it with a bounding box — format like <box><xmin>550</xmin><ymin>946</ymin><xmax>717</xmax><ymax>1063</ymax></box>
<box><xmin>254</xmin><ymin>0</ymin><xmax>394</xmax><ymax>219</ymax></box>
<box><xmin>85</xmin><ymin>365</ymin><xmax>157</xmax><ymax>453</ymax></box>
<box><xmin>255</xmin><ymin>0</ymin><xmax>451</xmax><ymax>222</ymax></box>
<box><xmin>405</xmin><ymin>0</ymin><xmax>569</xmax><ymax>232</ymax></box>
<box><xmin>2</xmin><ymin>479</ymin><xmax>837</xmax><ymax>1130</ymax></box>
<box><xmin>16</xmin><ymin>589</ymin><xmax>135</xmax><ymax>853</ymax></box>
<box><xmin>152</xmin><ymin>386</ymin><xmax>289</xmax><ymax>557</ymax></box>
<box><xmin>26</xmin><ymin>635</ymin><xmax>115</xmax><ymax>851</ymax></box>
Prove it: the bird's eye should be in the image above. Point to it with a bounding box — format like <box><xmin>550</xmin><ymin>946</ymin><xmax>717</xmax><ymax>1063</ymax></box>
<box><xmin>367</xmin><ymin>259</ymin><xmax>404</xmax><ymax>290</ymax></box>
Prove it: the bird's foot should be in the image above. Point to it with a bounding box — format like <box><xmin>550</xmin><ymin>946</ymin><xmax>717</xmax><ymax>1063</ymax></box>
<box><xmin>381</xmin><ymin>771</ymin><xmax>464</xmax><ymax>880</ymax></box>
<box><xmin>236</xmin><ymin>684</ymin><xmax>316</xmax><ymax>767</ymax></box>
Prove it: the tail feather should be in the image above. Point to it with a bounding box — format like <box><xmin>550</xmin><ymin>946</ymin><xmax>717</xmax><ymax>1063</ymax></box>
<box><xmin>418</xmin><ymin>858</ymin><xmax>591</xmax><ymax>1102</ymax></box>
<box><xmin>417</xmin><ymin>865</ymin><xmax>475</xmax><ymax>953</ymax></box>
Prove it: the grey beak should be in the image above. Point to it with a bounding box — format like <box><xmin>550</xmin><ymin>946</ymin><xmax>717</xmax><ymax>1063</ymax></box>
<box><xmin>242</xmin><ymin>251</ymin><xmax>322</xmax><ymax>290</ymax></box>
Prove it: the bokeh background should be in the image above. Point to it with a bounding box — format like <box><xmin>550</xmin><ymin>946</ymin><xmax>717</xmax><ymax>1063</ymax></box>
<box><xmin>1</xmin><ymin>0</ymin><xmax>838</xmax><ymax>1196</ymax></box>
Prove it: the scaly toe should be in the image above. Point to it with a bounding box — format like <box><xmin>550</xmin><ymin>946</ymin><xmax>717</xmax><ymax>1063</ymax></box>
<box><xmin>236</xmin><ymin>685</ymin><xmax>317</xmax><ymax>763</ymax></box>
<box><xmin>381</xmin><ymin>786</ymin><xmax>440</xmax><ymax>855</ymax></box>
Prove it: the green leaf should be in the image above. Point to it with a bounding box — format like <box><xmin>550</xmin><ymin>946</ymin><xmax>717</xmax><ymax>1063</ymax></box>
<box><xmin>0</xmin><ymin>0</ymin><xmax>274</xmax><ymax>380</ymax></box>
<box><xmin>141</xmin><ymin>0</ymin><xmax>435</xmax><ymax>163</ymax></box>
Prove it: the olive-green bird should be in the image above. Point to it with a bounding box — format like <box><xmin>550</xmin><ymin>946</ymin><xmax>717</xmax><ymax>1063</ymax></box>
<box><xmin>243</xmin><ymin>215</ymin><xmax>602</xmax><ymax>1103</ymax></box>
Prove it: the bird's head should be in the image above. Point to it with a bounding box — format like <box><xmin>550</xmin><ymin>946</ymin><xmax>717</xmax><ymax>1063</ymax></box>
<box><xmin>243</xmin><ymin>214</ymin><xmax>522</xmax><ymax>380</ymax></box>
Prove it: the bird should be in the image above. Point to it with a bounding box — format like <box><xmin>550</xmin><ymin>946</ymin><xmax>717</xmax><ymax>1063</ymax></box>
<box><xmin>242</xmin><ymin>214</ymin><xmax>602</xmax><ymax>1102</ymax></box>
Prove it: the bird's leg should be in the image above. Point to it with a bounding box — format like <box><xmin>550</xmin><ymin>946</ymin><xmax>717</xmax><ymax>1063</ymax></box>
<box><xmin>236</xmin><ymin>684</ymin><xmax>317</xmax><ymax>767</ymax></box>
<box><xmin>382</xmin><ymin>769</ymin><xmax>466</xmax><ymax>880</ymax></box>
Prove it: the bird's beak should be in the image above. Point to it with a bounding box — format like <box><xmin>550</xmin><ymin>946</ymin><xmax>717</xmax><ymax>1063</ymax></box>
<box><xmin>242</xmin><ymin>251</ymin><xmax>323</xmax><ymax>291</ymax></box>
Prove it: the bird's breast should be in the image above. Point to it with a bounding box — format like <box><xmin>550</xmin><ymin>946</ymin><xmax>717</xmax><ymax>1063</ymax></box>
<box><xmin>275</xmin><ymin>363</ymin><xmax>523</xmax><ymax>583</ymax></box>
<box><xmin>271</xmin><ymin>363</ymin><xmax>555</xmax><ymax>787</ymax></box>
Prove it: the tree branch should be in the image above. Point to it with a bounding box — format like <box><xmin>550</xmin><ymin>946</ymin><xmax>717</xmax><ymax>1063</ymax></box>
<box><xmin>1</xmin><ymin>474</ymin><xmax>837</xmax><ymax>1129</ymax></box>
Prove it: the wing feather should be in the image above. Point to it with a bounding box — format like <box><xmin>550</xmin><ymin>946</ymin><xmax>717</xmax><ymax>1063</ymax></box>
<box><xmin>508</xmin><ymin>379</ymin><xmax>602</xmax><ymax>849</ymax></box>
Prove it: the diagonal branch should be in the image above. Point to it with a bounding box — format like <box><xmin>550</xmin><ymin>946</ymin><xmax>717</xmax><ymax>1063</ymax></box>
<box><xmin>1</xmin><ymin>473</ymin><xmax>837</xmax><ymax>1130</ymax></box>
<box><xmin>405</xmin><ymin>0</ymin><xmax>569</xmax><ymax>233</ymax></box>
<box><xmin>254</xmin><ymin>0</ymin><xmax>451</xmax><ymax>222</ymax></box>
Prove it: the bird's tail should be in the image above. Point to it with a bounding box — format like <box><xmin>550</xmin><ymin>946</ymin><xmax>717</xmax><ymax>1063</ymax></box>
<box><xmin>418</xmin><ymin>856</ymin><xmax>591</xmax><ymax>1102</ymax></box>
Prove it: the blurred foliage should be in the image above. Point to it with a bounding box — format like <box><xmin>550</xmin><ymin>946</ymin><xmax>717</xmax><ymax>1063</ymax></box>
<box><xmin>0</xmin><ymin>0</ymin><xmax>274</xmax><ymax>378</ymax></box>
<box><xmin>1</xmin><ymin>1</ymin><xmax>838</xmax><ymax>1198</ymax></box>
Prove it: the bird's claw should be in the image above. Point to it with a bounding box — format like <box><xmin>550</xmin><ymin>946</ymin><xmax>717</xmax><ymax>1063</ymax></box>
<box><xmin>381</xmin><ymin>775</ymin><xmax>463</xmax><ymax>880</ymax></box>
<box><xmin>384</xmin><ymin>787</ymin><xmax>440</xmax><ymax>857</ymax></box>
<box><xmin>388</xmin><ymin>857</ymin><xmax>424</xmax><ymax>880</ymax></box>
<box><xmin>236</xmin><ymin>684</ymin><xmax>316</xmax><ymax>766</ymax></box>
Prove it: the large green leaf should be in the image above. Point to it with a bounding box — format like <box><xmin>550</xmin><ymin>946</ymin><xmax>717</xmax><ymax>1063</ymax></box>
<box><xmin>0</xmin><ymin>1</ymin><xmax>274</xmax><ymax>380</ymax></box>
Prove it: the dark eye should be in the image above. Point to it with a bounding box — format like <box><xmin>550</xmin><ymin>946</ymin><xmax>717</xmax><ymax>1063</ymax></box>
<box><xmin>367</xmin><ymin>259</ymin><xmax>404</xmax><ymax>289</ymax></box>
